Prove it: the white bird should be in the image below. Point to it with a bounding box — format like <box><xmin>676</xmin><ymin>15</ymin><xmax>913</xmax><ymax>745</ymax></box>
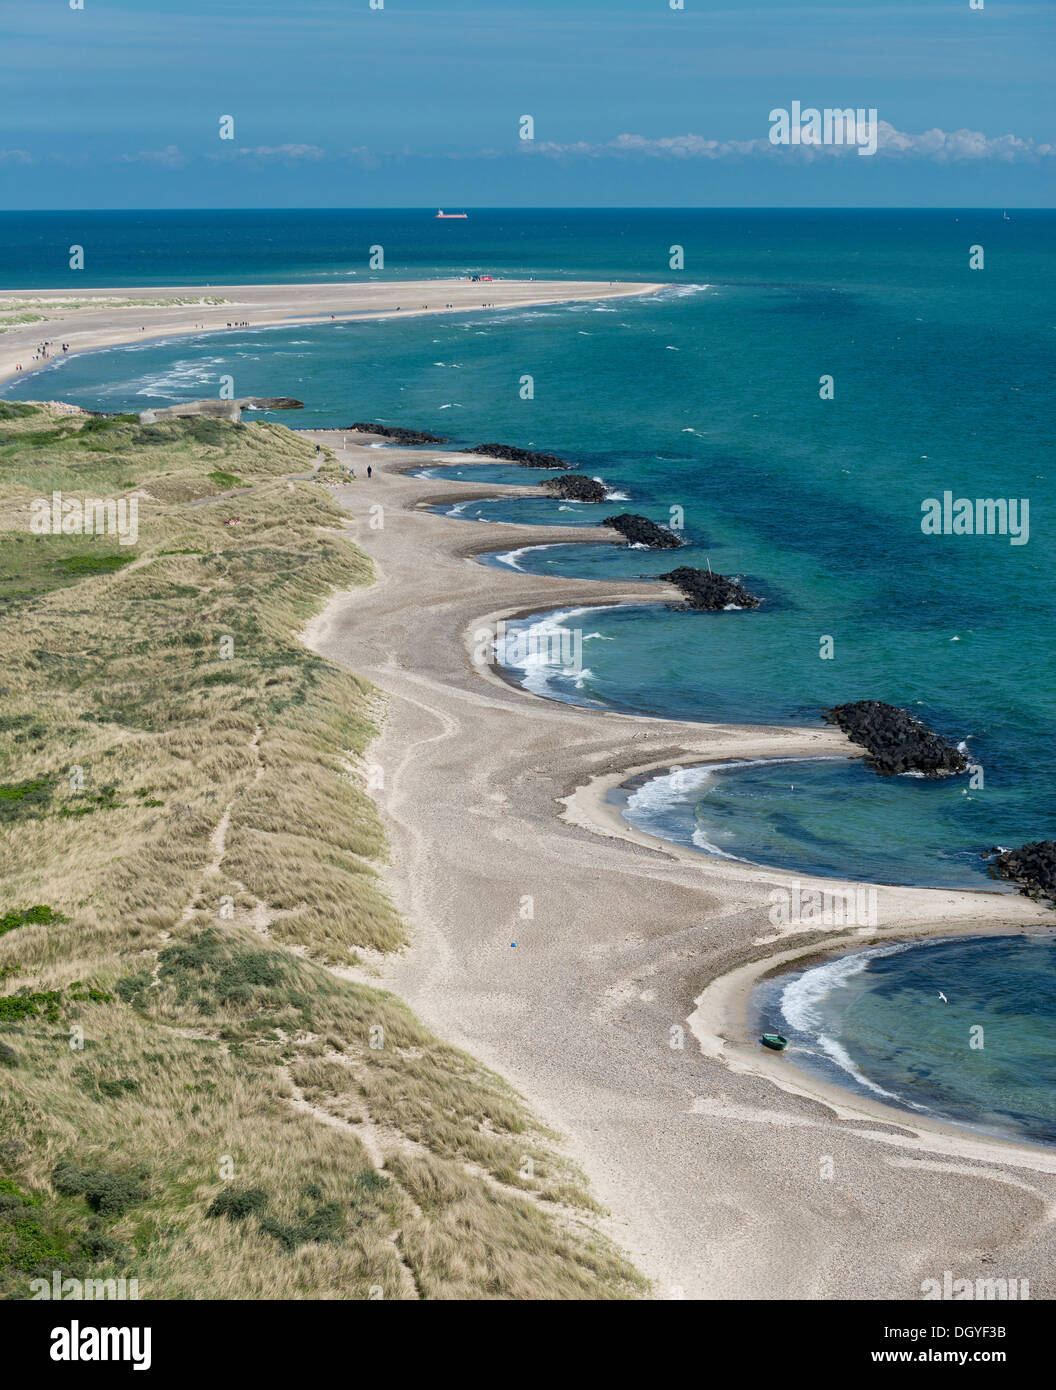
<box><xmin>938</xmin><ymin>991</ymin><xmax>948</xmax><ymax>1003</ymax></box>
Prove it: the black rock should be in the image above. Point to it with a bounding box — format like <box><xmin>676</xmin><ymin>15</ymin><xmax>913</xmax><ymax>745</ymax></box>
<box><xmin>244</xmin><ymin>397</ymin><xmax>303</xmax><ymax>411</ymax></box>
<box><xmin>468</xmin><ymin>443</ymin><xmax>570</xmax><ymax>468</ymax></box>
<box><xmin>986</xmin><ymin>841</ymin><xmax>1056</xmax><ymax>906</ymax></box>
<box><xmin>540</xmin><ymin>474</ymin><xmax>608</xmax><ymax>503</ymax></box>
<box><xmin>349</xmin><ymin>423</ymin><xmax>449</xmax><ymax>444</ymax></box>
<box><xmin>658</xmin><ymin>566</ymin><xmax>761</xmax><ymax>610</ymax></box>
<box><xmin>823</xmin><ymin>700</ymin><xmax>968</xmax><ymax>778</ymax></box>
<box><xmin>601</xmin><ymin>513</ymin><xmax>683</xmax><ymax>549</ymax></box>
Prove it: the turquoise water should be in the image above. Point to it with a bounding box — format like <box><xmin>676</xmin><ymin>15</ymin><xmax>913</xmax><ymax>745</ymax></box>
<box><xmin>481</xmin><ymin>538</ymin><xmax>721</xmax><ymax>579</ymax></box>
<box><xmin>612</xmin><ymin>758</ymin><xmax>1009</xmax><ymax>890</ymax></box>
<box><xmin>6</xmin><ymin>207</ymin><xmax>1045</xmax><ymax>289</ymax></box>
<box><xmin>431</xmin><ymin>495</ymin><xmax>608</xmax><ymax>526</ymax></box>
<box><xmin>412</xmin><ymin>463</ymin><xmax>550</xmax><ymax>486</ymax></box>
<box><xmin>498</xmin><ymin>589</ymin><xmax>1046</xmax><ymax>863</ymax></box>
<box><xmin>5</xmin><ymin>210</ymin><xmax>1051</xmax><ymax>872</ymax></box>
<box><xmin>4</xmin><ymin>207</ymin><xmax>1052</xmax><ymax>1143</ymax></box>
<box><xmin>5</xmin><ymin>209</ymin><xmax>1052</xmax><ymax>869</ymax></box>
<box><xmin>753</xmin><ymin>936</ymin><xmax>1056</xmax><ymax>1147</ymax></box>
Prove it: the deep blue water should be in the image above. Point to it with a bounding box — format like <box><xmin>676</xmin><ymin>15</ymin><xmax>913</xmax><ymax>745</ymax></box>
<box><xmin>3</xmin><ymin>207</ymin><xmax>1048</xmax><ymax>289</ymax></box>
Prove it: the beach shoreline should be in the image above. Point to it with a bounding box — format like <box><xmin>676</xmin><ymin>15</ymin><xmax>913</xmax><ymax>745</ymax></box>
<box><xmin>0</xmin><ymin>277</ymin><xmax>662</xmax><ymax>391</ymax></box>
<box><xmin>299</xmin><ymin>424</ymin><xmax>1056</xmax><ymax>1299</ymax></box>
<box><xmin>689</xmin><ymin>926</ymin><xmax>1056</xmax><ymax>1170</ymax></box>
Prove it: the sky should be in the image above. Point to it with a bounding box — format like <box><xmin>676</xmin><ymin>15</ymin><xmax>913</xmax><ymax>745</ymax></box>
<box><xmin>1</xmin><ymin>0</ymin><xmax>1053</xmax><ymax>208</ymax></box>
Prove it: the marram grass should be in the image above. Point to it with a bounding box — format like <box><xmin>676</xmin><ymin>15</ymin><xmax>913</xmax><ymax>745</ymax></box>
<box><xmin>0</xmin><ymin>406</ymin><xmax>644</xmax><ymax>1301</ymax></box>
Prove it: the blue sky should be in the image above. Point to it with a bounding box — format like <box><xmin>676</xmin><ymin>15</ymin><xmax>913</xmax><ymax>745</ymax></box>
<box><xmin>1</xmin><ymin>0</ymin><xmax>1053</xmax><ymax>207</ymax></box>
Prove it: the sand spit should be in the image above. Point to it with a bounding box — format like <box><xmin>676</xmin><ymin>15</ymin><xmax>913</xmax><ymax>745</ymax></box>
<box><xmin>298</xmin><ymin>434</ymin><xmax>1055</xmax><ymax>1301</ymax></box>
<box><xmin>0</xmin><ymin>278</ymin><xmax>661</xmax><ymax>389</ymax></box>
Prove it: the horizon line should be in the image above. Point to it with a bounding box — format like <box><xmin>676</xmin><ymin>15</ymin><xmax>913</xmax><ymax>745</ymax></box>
<box><xmin>0</xmin><ymin>205</ymin><xmax>1052</xmax><ymax>214</ymax></box>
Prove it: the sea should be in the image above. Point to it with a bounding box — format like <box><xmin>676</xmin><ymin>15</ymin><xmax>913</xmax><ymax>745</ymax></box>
<box><xmin>2</xmin><ymin>207</ymin><xmax>1053</xmax><ymax>1139</ymax></box>
<box><xmin>752</xmin><ymin>935</ymin><xmax>1056</xmax><ymax>1147</ymax></box>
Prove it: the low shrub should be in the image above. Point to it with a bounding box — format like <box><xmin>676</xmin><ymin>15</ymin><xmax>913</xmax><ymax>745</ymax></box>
<box><xmin>205</xmin><ymin>1187</ymin><xmax>269</xmax><ymax>1222</ymax></box>
<box><xmin>50</xmin><ymin>1162</ymin><xmax>148</xmax><ymax>1217</ymax></box>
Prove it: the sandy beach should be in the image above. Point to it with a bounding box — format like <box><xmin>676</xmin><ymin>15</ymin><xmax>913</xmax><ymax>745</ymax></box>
<box><xmin>301</xmin><ymin>428</ymin><xmax>1056</xmax><ymax>1300</ymax></box>
<box><xmin>0</xmin><ymin>278</ymin><xmax>661</xmax><ymax>390</ymax></box>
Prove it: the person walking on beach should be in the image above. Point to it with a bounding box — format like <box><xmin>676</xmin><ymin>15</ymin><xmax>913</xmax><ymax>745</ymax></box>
<box><xmin>366</xmin><ymin>465</ymin><xmax>372</xmax><ymax>479</ymax></box>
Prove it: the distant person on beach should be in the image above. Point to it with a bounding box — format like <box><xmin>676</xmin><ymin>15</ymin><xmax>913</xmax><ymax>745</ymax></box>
<box><xmin>367</xmin><ymin>465</ymin><xmax>372</xmax><ymax>479</ymax></box>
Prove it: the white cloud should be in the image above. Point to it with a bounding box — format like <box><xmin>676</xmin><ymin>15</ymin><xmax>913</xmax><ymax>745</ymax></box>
<box><xmin>207</xmin><ymin>143</ymin><xmax>326</xmax><ymax>161</ymax></box>
<box><xmin>0</xmin><ymin>149</ymin><xmax>32</xmax><ymax>165</ymax></box>
<box><xmin>525</xmin><ymin>123</ymin><xmax>1053</xmax><ymax>162</ymax></box>
<box><xmin>120</xmin><ymin>145</ymin><xmax>187</xmax><ymax>168</ymax></box>
<box><xmin>874</xmin><ymin>123</ymin><xmax>1052</xmax><ymax>161</ymax></box>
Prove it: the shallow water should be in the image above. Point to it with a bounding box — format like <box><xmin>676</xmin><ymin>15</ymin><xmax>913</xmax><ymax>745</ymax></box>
<box><xmin>752</xmin><ymin>936</ymin><xmax>1056</xmax><ymax>1147</ymax></box>
<box><xmin>612</xmin><ymin>758</ymin><xmax>1009</xmax><ymax>890</ymax></box>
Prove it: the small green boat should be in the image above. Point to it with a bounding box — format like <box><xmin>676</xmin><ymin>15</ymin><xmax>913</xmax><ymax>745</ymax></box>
<box><xmin>760</xmin><ymin>1033</ymin><xmax>788</xmax><ymax>1052</ymax></box>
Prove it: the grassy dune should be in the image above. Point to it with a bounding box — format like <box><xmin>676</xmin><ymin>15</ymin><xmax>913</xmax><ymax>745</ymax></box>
<box><xmin>0</xmin><ymin>405</ymin><xmax>644</xmax><ymax>1300</ymax></box>
<box><xmin>0</xmin><ymin>296</ymin><xmax>229</xmax><ymax>333</ymax></box>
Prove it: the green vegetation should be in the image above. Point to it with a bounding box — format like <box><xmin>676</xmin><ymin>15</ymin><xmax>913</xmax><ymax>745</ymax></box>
<box><xmin>0</xmin><ymin>535</ymin><xmax>136</xmax><ymax>605</ymax></box>
<box><xmin>0</xmin><ymin>1181</ymin><xmax>108</xmax><ymax>1282</ymax></box>
<box><xmin>0</xmin><ymin>313</ymin><xmax>46</xmax><ymax>330</ymax></box>
<box><xmin>206</xmin><ymin>1180</ymin><xmax>382</xmax><ymax>1254</ymax></box>
<box><xmin>207</xmin><ymin>469</ymin><xmax>243</xmax><ymax>489</ymax></box>
<box><xmin>0</xmin><ymin>295</ymin><xmax>229</xmax><ymax>333</ymax></box>
<box><xmin>51</xmin><ymin>1162</ymin><xmax>149</xmax><ymax>1216</ymax></box>
<box><xmin>0</xmin><ymin>403</ymin><xmax>643</xmax><ymax>1301</ymax></box>
<box><xmin>0</xmin><ymin>778</ymin><xmax>55</xmax><ymax>821</ymax></box>
<box><xmin>157</xmin><ymin>929</ymin><xmax>286</xmax><ymax>1010</ymax></box>
<box><xmin>0</xmin><ymin>905</ymin><xmax>69</xmax><ymax>939</ymax></box>
<box><xmin>205</xmin><ymin>1187</ymin><xmax>269</xmax><ymax>1223</ymax></box>
<box><xmin>259</xmin><ymin>1198</ymin><xmax>343</xmax><ymax>1252</ymax></box>
<box><xmin>0</xmin><ymin>982</ymin><xmax>111</xmax><ymax>1024</ymax></box>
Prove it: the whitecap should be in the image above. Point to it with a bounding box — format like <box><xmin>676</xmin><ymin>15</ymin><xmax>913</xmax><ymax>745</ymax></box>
<box><xmin>689</xmin><ymin>827</ymin><xmax>748</xmax><ymax>861</ymax></box>
<box><xmin>779</xmin><ymin>944</ymin><xmax>914</xmax><ymax>1101</ymax></box>
<box><xmin>495</xmin><ymin>605</ymin><xmax>613</xmax><ymax>700</ymax></box>
<box><xmin>489</xmin><ymin>543</ymin><xmax>561</xmax><ymax>572</ymax></box>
